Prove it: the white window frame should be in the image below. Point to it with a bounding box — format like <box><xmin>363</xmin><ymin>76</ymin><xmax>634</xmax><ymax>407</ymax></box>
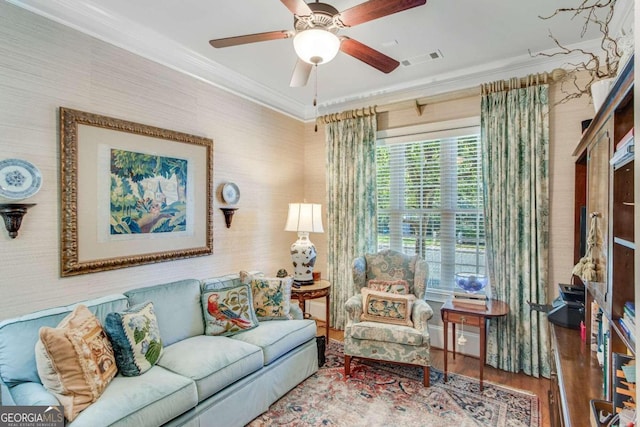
<box><xmin>376</xmin><ymin>117</ymin><xmax>483</xmax><ymax>302</ymax></box>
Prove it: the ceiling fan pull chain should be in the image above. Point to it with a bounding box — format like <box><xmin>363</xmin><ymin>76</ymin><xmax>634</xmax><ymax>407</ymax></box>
<box><xmin>314</xmin><ymin>64</ymin><xmax>318</xmax><ymax>132</ymax></box>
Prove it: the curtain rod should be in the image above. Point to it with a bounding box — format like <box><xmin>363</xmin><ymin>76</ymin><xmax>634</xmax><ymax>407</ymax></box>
<box><xmin>317</xmin><ymin>69</ymin><xmax>567</xmax><ymax>125</ymax></box>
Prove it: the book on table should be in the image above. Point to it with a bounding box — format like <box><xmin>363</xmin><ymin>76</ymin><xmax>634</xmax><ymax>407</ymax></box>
<box><xmin>452</xmin><ymin>290</ymin><xmax>488</xmax><ymax>301</ymax></box>
<box><xmin>452</xmin><ymin>297</ymin><xmax>487</xmax><ymax>309</ymax></box>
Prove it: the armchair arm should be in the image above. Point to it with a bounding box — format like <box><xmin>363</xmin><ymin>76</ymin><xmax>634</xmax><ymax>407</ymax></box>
<box><xmin>412</xmin><ymin>299</ymin><xmax>433</xmax><ymax>334</ymax></box>
<box><xmin>345</xmin><ymin>294</ymin><xmax>363</xmax><ymax>326</ymax></box>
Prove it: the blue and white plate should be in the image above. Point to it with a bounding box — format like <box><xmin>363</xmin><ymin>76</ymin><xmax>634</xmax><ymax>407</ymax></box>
<box><xmin>0</xmin><ymin>159</ymin><xmax>42</xmax><ymax>200</ymax></box>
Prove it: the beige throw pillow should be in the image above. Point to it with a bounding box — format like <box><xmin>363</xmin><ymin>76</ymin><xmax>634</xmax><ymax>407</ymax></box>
<box><xmin>35</xmin><ymin>305</ymin><xmax>117</xmax><ymax>421</ymax></box>
<box><xmin>360</xmin><ymin>288</ymin><xmax>416</xmax><ymax>327</ymax></box>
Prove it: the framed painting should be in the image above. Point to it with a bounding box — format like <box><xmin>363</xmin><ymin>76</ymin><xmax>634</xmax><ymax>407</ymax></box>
<box><xmin>60</xmin><ymin>107</ymin><xmax>213</xmax><ymax>276</ymax></box>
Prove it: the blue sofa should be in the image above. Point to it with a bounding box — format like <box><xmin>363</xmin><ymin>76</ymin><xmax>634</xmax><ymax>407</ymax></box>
<box><xmin>0</xmin><ymin>274</ymin><xmax>319</xmax><ymax>426</ymax></box>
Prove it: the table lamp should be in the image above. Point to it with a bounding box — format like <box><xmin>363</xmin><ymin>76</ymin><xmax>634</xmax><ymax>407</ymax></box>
<box><xmin>284</xmin><ymin>203</ymin><xmax>324</xmax><ymax>285</ymax></box>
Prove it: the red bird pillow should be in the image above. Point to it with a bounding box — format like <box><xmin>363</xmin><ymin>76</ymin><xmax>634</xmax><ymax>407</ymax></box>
<box><xmin>201</xmin><ymin>284</ymin><xmax>259</xmax><ymax>336</ymax></box>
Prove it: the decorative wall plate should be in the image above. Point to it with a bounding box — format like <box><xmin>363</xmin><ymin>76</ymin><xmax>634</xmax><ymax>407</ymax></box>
<box><xmin>222</xmin><ymin>182</ymin><xmax>240</xmax><ymax>204</ymax></box>
<box><xmin>0</xmin><ymin>159</ymin><xmax>42</xmax><ymax>200</ymax></box>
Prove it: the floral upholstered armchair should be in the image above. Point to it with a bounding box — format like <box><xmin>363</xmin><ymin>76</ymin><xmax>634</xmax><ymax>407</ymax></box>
<box><xmin>344</xmin><ymin>249</ymin><xmax>433</xmax><ymax>386</ymax></box>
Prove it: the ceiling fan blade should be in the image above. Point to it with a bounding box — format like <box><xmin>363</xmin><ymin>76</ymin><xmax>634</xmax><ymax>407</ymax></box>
<box><xmin>290</xmin><ymin>59</ymin><xmax>313</xmax><ymax>87</ymax></box>
<box><xmin>338</xmin><ymin>0</ymin><xmax>427</xmax><ymax>27</ymax></box>
<box><xmin>209</xmin><ymin>30</ymin><xmax>293</xmax><ymax>48</ymax></box>
<box><xmin>340</xmin><ymin>37</ymin><xmax>400</xmax><ymax>73</ymax></box>
<box><xmin>280</xmin><ymin>0</ymin><xmax>313</xmax><ymax>16</ymax></box>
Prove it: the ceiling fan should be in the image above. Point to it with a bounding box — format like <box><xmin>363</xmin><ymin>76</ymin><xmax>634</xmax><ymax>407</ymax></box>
<box><xmin>209</xmin><ymin>0</ymin><xmax>428</xmax><ymax>87</ymax></box>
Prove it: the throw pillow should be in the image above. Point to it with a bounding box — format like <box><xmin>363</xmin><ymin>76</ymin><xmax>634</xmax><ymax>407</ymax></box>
<box><xmin>201</xmin><ymin>284</ymin><xmax>259</xmax><ymax>336</ymax></box>
<box><xmin>35</xmin><ymin>305</ymin><xmax>117</xmax><ymax>422</ymax></box>
<box><xmin>104</xmin><ymin>301</ymin><xmax>163</xmax><ymax>377</ymax></box>
<box><xmin>240</xmin><ymin>271</ymin><xmax>293</xmax><ymax>320</ymax></box>
<box><xmin>367</xmin><ymin>279</ymin><xmax>409</xmax><ymax>294</ymax></box>
<box><xmin>360</xmin><ymin>288</ymin><xmax>416</xmax><ymax>327</ymax></box>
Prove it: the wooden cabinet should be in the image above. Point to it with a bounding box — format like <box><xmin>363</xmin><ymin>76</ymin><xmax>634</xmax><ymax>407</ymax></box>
<box><xmin>551</xmin><ymin>56</ymin><xmax>635</xmax><ymax>426</ymax></box>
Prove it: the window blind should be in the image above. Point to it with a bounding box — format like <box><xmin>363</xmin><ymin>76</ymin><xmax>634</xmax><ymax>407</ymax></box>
<box><xmin>376</xmin><ymin>121</ymin><xmax>485</xmax><ymax>291</ymax></box>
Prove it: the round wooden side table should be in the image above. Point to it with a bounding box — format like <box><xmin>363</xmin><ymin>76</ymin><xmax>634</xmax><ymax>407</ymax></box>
<box><xmin>291</xmin><ymin>279</ymin><xmax>331</xmax><ymax>343</ymax></box>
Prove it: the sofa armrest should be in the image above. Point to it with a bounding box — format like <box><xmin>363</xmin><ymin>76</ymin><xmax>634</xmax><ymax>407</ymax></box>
<box><xmin>8</xmin><ymin>382</ymin><xmax>60</xmax><ymax>406</ymax></box>
<box><xmin>345</xmin><ymin>294</ymin><xmax>363</xmax><ymax>326</ymax></box>
<box><xmin>289</xmin><ymin>303</ymin><xmax>304</xmax><ymax>320</ymax></box>
<box><xmin>412</xmin><ymin>299</ymin><xmax>433</xmax><ymax>334</ymax></box>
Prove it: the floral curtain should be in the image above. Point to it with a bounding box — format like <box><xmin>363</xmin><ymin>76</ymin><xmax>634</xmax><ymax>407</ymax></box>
<box><xmin>325</xmin><ymin>114</ymin><xmax>378</xmax><ymax>330</ymax></box>
<box><xmin>481</xmin><ymin>80</ymin><xmax>551</xmax><ymax>378</ymax></box>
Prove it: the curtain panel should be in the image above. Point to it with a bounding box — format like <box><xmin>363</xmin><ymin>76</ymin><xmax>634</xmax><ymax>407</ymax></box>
<box><xmin>481</xmin><ymin>82</ymin><xmax>551</xmax><ymax>378</ymax></box>
<box><xmin>325</xmin><ymin>115</ymin><xmax>378</xmax><ymax>330</ymax></box>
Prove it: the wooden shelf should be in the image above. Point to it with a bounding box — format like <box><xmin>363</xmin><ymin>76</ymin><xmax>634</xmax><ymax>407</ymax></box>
<box><xmin>551</xmin><ymin>324</ymin><xmax>604</xmax><ymax>426</ymax></box>
<box><xmin>559</xmin><ymin>55</ymin><xmax>635</xmax><ymax>425</ymax></box>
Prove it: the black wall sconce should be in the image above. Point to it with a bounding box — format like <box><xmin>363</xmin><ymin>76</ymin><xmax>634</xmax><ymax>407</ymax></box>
<box><xmin>220</xmin><ymin>207</ymin><xmax>238</xmax><ymax>228</ymax></box>
<box><xmin>0</xmin><ymin>203</ymin><xmax>36</xmax><ymax>238</ymax></box>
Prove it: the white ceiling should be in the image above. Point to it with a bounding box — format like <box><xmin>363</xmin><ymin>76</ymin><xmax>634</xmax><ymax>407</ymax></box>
<box><xmin>7</xmin><ymin>0</ymin><xmax>634</xmax><ymax>120</ymax></box>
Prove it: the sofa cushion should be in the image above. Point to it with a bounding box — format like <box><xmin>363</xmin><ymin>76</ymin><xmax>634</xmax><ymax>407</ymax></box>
<box><xmin>350</xmin><ymin>321</ymin><xmax>424</xmax><ymax>346</ymax></box>
<box><xmin>201</xmin><ymin>274</ymin><xmax>245</xmax><ymax>291</ymax></box>
<box><xmin>0</xmin><ymin>294</ymin><xmax>127</xmax><ymax>387</ymax></box>
<box><xmin>202</xmin><ymin>284</ymin><xmax>259</xmax><ymax>336</ymax></box>
<box><xmin>104</xmin><ymin>302</ymin><xmax>163</xmax><ymax>376</ymax></box>
<box><xmin>230</xmin><ymin>319</ymin><xmax>317</xmax><ymax>365</ymax></box>
<box><xmin>35</xmin><ymin>305</ymin><xmax>118</xmax><ymax>421</ymax></box>
<box><xmin>125</xmin><ymin>279</ymin><xmax>203</xmax><ymax>346</ymax></box>
<box><xmin>156</xmin><ymin>335</ymin><xmax>263</xmax><ymax>402</ymax></box>
<box><xmin>240</xmin><ymin>271</ymin><xmax>293</xmax><ymax>320</ymax></box>
<box><xmin>68</xmin><ymin>365</ymin><xmax>197</xmax><ymax>427</ymax></box>
<box><xmin>360</xmin><ymin>288</ymin><xmax>416</xmax><ymax>327</ymax></box>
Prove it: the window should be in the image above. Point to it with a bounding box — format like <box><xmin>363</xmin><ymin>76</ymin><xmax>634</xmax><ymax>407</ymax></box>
<box><xmin>376</xmin><ymin>119</ymin><xmax>485</xmax><ymax>293</ymax></box>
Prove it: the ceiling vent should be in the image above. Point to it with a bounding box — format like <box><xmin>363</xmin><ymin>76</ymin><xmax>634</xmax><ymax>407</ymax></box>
<box><xmin>401</xmin><ymin>50</ymin><xmax>443</xmax><ymax>67</ymax></box>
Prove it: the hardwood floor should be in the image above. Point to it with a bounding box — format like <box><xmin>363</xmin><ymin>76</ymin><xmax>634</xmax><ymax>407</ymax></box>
<box><xmin>317</xmin><ymin>323</ymin><xmax>551</xmax><ymax>426</ymax></box>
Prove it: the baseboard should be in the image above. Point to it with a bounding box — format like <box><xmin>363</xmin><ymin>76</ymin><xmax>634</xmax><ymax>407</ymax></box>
<box><xmin>308</xmin><ymin>300</ymin><xmax>326</xmax><ymax>321</ymax></box>
<box><xmin>429</xmin><ymin>324</ymin><xmax>480</xmax><ymax>357</ymax></box>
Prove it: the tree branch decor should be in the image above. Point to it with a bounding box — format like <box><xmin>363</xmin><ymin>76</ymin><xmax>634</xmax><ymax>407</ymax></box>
<box><xmin>532</xmin><ymin>0</ymin><xmax>622</xmax><ymax>105</ymax></box>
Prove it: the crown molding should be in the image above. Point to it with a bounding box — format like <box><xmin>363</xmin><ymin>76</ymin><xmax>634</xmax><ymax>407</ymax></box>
<box><xmin>313</xmin><ymin>39</ymin><xmax>602</xmax><ymax>119</ymax></box>
<box><xmin>6</xmin><ymin>0</ymin><xmax>308</xmax><ymax>121</ymax></box>
<box><xmin>8</xmin><ymin>0</ymin><xmax>634</xmax><ymax>122</ymax></box>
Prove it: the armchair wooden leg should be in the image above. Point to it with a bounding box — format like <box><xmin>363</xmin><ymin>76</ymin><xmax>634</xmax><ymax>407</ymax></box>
<box><xmin>345</xmin><ymin>355</ymin><xmax>351</xmax><ymax>377</ymax></box>
<box><xmin>423</xmin><ymin>366</ymin><xmax>430</xmax><ymax>387</ymax></box>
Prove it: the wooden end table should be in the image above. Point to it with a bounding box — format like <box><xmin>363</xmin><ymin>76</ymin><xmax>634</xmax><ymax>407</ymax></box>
<box><xmin>291</xmin><ymin>279</ymin><xmax>331</xmax><ymax>343</ymax></box>
<box><xmin>441</xmin><ymin>298</ymin><xmax>509</xmax><ymax>391</ymax></box>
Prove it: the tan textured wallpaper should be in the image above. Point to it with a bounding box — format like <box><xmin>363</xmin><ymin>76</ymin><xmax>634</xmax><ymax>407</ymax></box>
<box><xmin>0</xmin><ymin>3</ymin><xmax>305</xmax><ymax>320</ymax></box>
<box><xmin>0</xmin><ymin>1</ymin><xmax>594</xmax><ymax>322</ymax></box>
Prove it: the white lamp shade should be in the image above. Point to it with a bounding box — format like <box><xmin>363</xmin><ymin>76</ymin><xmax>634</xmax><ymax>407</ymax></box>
<box><xmin>293</xmin><ymin>29</ymin><xmax>340</xmax><ymax>65</ymax></box>
<box><xmin>285</xmin><ymin>203</ymin><xmax>324</xmax><ymax>233</ymax></box>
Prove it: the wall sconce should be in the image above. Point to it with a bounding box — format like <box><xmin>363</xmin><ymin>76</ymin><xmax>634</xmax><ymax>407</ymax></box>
<box><xmin>220</xmin><ymin>207</ymin><xmax>238</xmax><ymax>228</ymax></box>
<box><xmin>0</xmin><ymin>203</ymin><xmax>36</xmax><ymax>238</ymax></box>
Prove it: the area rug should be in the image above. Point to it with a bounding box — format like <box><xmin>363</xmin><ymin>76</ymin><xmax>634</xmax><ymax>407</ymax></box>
<box><xmin>248</xmin><ymin>339</ymin><xmax>540</xmax><ymax>427</ymax></box>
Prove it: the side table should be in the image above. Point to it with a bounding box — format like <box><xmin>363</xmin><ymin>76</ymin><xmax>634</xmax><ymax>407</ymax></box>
<box><xmin>440</xmin><ymin>298</ymin><xmax>509</xmax><ymax>391</ymax></box>
<box><xmin>291</xmin><ymin>279</ymin><xmax>331</xmax><ymax>344</ymax></box>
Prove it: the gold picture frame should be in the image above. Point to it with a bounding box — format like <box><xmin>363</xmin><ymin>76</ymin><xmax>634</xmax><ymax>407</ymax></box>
<box><xmin>60</xmin><ymin>107</ymin><xmax>213</xmax><ymax>277</ymax></box>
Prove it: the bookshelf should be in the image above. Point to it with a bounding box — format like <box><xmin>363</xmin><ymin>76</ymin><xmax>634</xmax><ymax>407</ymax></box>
<box><xmin>551</xmin><ymin>55</ymin><xmax>635</xmax><ymax>426</ymax></box>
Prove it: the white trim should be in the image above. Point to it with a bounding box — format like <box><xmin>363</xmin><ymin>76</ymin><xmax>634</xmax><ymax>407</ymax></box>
<box><xmin>429</xmin><ymin>323</ymin><xmax>480</xmax><ymax>358</ymax></box>
<box><xmin>377</xmin><ymin>117</ymin><xmax>481</xmax><ymax>144</ymax></box>
<box><xmin>7</xmin><ymin>0</ymin><xmax>634</xmax><ymax>121</ymax></box>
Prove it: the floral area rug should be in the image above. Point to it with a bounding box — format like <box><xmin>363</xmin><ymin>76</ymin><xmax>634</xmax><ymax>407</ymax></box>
<box><xmin>248</xmin><ymin>339</ymin><xmax>540</xmax><ymax>427</ymax></box>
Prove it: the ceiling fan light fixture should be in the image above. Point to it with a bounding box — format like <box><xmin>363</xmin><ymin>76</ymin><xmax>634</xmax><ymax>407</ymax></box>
<box><xmin>293</xmin><ymin>29</ymin><xmax>340</xmax><ymax>65</ymax></box>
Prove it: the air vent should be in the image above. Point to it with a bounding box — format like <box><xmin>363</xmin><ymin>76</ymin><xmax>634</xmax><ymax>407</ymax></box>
<box><xmin>401</xmin><ymin>50</ymin><xmax>444</xmax><ymax>67</ymax></box>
